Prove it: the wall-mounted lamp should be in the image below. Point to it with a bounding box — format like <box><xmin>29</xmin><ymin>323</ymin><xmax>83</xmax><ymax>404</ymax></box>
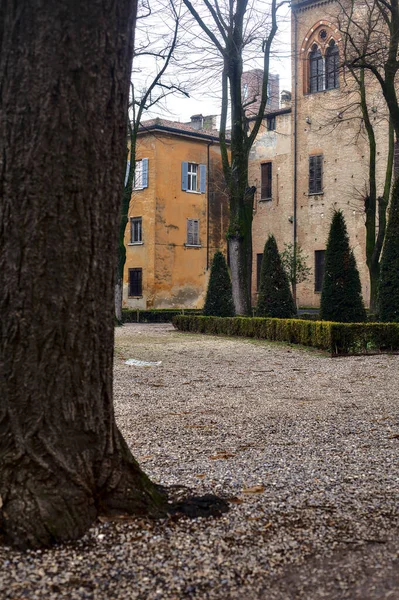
<box><xmin>371</xmin><ymin>106</ymin><xmax>377</xmax><ymax>113</ymax></box>
<box><xmin>305</xmin><ymin>116</ymin><xmax>311</xmax><ymax>124</ymax></box>
<box><xmin>288</xmin><ymin>216</ymin><xmax>294</xmax><ymax>223</ymax></box>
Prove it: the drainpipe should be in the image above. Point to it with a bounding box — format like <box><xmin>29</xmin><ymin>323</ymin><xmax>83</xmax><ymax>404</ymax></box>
<box><xmin>293</xmin><ymin>9</ymin><xmax>298</xmax><ymax>305</ymax></box>
<box><xmin>206</xmin><ymin>140</ymin><xmax>213</xmax><ymax>270</ymax></box>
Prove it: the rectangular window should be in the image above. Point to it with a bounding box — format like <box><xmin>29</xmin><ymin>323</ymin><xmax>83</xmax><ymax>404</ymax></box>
<box><xmin>187</xmin><ymin>163</ymin><xmax>198</xmax><ymax>192</ymax></box>
<box><xmin>134</xmin><ymin>160</ymin><xmax>143</xmax><ymax>189</ymax></box>
<box><xmin>129</xmin><ymin>268</ymin><xmax>142</xmax><ymax>297</ymax></box>
<box><xmin>133</xmin><ymin>159</ymin><xmax>148</xmax><ymax>190</ymax></box>
<box><xmin>314</xmin><ymin>250</ymin><xmax>325</xmax><ymax>292</ymax></box>
<box><xmin>186</xmin><ymin>219</ymin><xmax>200</xmax><ymax>246</ymax></box>
<box><xmin>182</xmin><ymin>162</ymin><xmax>206</xmax><ymax>192</ymax></box>
<box><xmin>309</xmin><ymin>155</ymin><xmax>323</xmax><ymax>194</ymax></box>
<box><xmin>257</xmin><ymin>253</ymin><xmax>263</xmax><ymax>290</ymax></box>
<box><xmin>266</xmin><ymin>81</ymin><xmax>272</xmax><ymax>105</ymax></box>
<box><xmin>261</xmin><ymin>162</ymin><xmax>272</xmax><ymax>200</ymax></box>
<box><xmin>130</xmin><ymin>217</ymin><xmax>142</xmax><ymax>243</ymax></box>
<box><xmin>267</xmin><ymin>116</ymin><xmax>276</xmax><ymax>131</ymax></box>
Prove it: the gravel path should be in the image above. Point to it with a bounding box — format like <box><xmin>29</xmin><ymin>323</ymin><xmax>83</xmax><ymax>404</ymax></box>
<box><xmin>1</xmin><ymin>323</ymin><xmax>398</xmax><ymax>599</ymax></box>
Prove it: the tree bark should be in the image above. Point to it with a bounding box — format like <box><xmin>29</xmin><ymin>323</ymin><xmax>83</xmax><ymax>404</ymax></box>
<box><xmin>0</xmin><ymin>0</ymin><xmax>166</xmax><ymax>550</ymax></box>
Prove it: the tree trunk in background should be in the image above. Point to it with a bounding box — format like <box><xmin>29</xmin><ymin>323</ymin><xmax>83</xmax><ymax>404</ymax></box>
<box><xmin>115</xmin><ymin>276</ymin><xmax>124</xmax><ymax>323</ymax></box>
<box><xmin>0</xmin><ymin>0</ymin><xmax>165</xmax><ymax>550</ymax></box>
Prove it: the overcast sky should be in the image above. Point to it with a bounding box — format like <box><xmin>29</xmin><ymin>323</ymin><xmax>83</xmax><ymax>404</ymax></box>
<box><xmin>134</xmin><ymin>1</ymin><xmax>292</xmax><ymax>125</ymax></box>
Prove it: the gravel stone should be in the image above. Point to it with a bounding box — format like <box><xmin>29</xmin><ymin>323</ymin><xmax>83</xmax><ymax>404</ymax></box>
<box><xmin>1</xmin><ymin>323</ymin><xmax>398</xmax><ymax>599</ymax></box>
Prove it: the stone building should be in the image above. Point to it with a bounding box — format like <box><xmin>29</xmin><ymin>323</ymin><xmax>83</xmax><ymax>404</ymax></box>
<box><xmin>123</xmin><ymin>118</ymin><xmax>229</xmax><ymax>309</ymax></box>
<box><xmin>242</xmin><ymin>70</ymin><xmax>280</xmax><ymax>117</ymax></box>
<box><xmin>251</xmin><ymin>0</ymin><xmax>390</xmax><ymax>308</ymax></box>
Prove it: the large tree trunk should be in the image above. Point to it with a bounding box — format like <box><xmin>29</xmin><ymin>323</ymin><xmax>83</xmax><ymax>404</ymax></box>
<box><xmin>228</xmin><ymin>187</ymin><xmax>254</xmax><ymax>315</ymax></box>
<box><xmin>0</xmin><ymin>0</ymin><xmax>166</xmax><ymax>550</ymax></box>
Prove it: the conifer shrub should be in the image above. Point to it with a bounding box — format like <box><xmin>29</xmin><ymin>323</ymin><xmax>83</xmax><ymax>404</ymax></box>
<box><xmin>256</xmin><ymin>235</ymin><xmax>296</xmax><ymax>318</ymax></box>
<box><xmin>379</xmin><ymin>177</ymin><xmax>399</xmax><ymax>321</ymax></box>
<box><xmin>203</xmin><ymin>250</ymin><xmax>235</xmax><ymax>317</ymax></box>
<box><xmin>320</xmin><ymin>210</ymin><xmax>366</xmax><ymax>323</ymax></box>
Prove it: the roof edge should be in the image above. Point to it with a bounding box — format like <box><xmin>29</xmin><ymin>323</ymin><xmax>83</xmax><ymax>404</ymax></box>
<box><xmin>137</xmin><ymin>123</ymin><xmax>230</xmax><ymax>143</ymax></box>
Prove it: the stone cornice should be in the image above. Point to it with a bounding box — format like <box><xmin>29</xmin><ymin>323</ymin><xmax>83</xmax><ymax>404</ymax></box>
<box><xmin>292</xmin><ymin>0</ymin><xmax>336</xmax><ymax>13</ymax></box>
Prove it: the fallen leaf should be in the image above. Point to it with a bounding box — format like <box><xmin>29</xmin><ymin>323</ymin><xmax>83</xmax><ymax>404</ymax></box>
<box><xmin>242</xmin><ymin>485</ymin><xmax>265</xmax><ymax>494</ymax></box>
<box><xmin>209</xmin><ymin>452</ymin><xmax>235</xmax><ymax>460</ymax></box>
<box><xmin>227</xmin><ymin>497</ymin><xmax>244</xmax><ymax>504</ymax></box>
<box><xmin>388</xmin><ymin>433</ymin><xmax>399</xmax><ymax>439</ymax></box>
<box><xmin>138</xmin><ymin>455</ymin><xmax>154</xmax><ymax>461</ymax></box>
<box><xmin>196</xmin><ymin>474</ymin><xmax>206</xmax><ymax>479</ymax></box>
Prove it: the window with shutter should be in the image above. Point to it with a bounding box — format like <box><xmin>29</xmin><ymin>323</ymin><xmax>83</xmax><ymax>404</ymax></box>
<box><xmin>186</xmin><ymin>219</ymin><xmax>200</xmax><ymax>246</ymax></box>
<box><xmin>130</xmin><ymin>217</ymin><xmax>142</xmax><ymax>243</ymax></box>
<box><xmin>261</xmin><ymin>162</ymin><xmax>272</xmax><ymax>200</ymax></box>
<box><xmin>309</xmin><ymin>155</ymin><xmax>323</xmax><ymax>194</ymax></box>
<box><xmin>128</xmin><ymin>268</ymin><xmax>143</xmax><ymax>296</ymax></box>
<box><xmin>133</xmin><ymin>159</ymin><xmax>149</xmax><ymax>190</ymax></box>
<box><xmin>314</xmin><ymin>250</ymin><xmax>325</xmax><ymax>292</ymax></box>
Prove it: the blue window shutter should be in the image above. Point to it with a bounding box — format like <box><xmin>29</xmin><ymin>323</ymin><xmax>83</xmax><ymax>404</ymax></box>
<box><xmin>124</xmin><ymin>160</ymin><xmax>130</xmax><ymax>187</ymax></box>
<box><xmin>182</xmin><ymin>161</ymin><xmax>188</xmax><ymax>191</ymax></box>
<box><xmin>142</xmin><ymin>158</ymin><xmax>149</xmax><ymax>188</ymax></box>
<box><xmin>199</xmin><ymin>164</ymin><xmax>206</xmax><ymax>193</ymax></box>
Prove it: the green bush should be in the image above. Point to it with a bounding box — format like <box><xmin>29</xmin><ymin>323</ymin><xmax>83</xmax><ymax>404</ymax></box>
<box><xmin>122</xmin><ymin>308</ymin><xmax>201</xmax><ymax>323</ymax></box>
<box><xmin>320</xmin><ymin>210</ymin><xmax>366</xmax><ymax>323</ymax></box>
<box><xmin>173</xmin><ymin>315</ymin><xmax>399</xmax><ymax>356</ymax></box>
<box><xmin>379</xmin><ymin>177</ymin><xmax>399</xmax><ymax>322</ymax></box>
<box><xmin>203</xmin><ymin>251</ymin><xmax>235</xmax><ymax>317</ymax></box>
<box><xmin>256</xmin><ymin>235</ymin><xmax>296</xmax><ymax>318</ymax></box>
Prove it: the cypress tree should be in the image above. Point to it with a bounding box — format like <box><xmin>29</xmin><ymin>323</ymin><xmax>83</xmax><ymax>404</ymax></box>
<box><xmin>256</xmin><ymin>235</ymin><xmax>297</xmax><ymax>318</ymax></box>
<box><xmin>320</xmin><ymin>210</ymin><xmax>366</xmax><ymax>322</ymax></box>
<box><xmin>379</xmin><ymin>177</ymin><xmax>399</xmax><ymax>321</ymax></box>
<box><xmin>203</xmin><ymin>251</ymin><xmax>235</xmax><ymax>317</ymax></box>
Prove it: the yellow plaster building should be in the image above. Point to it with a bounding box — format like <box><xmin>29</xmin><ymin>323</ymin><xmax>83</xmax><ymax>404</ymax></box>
<box><xmin>123</xmin><ymin>118</ymin><xmax>229</xmax><ymax>309</ymax></box>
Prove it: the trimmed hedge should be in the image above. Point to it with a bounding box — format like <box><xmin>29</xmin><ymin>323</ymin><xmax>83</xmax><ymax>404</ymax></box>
<box><xmin>122</xmin><ymin>308</ymin><xmax>202</xmax><ymax>323</ymax></box>
<box><xmin>173</xmin><ymin>315</ymin><xmax>399</xmax><ymax>356</ymax></box>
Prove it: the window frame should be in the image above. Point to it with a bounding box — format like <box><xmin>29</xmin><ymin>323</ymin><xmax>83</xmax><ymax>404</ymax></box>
<box><xmin>187</xmin><ymin>162</ymin><xmax>199</xmax><ymax>192</ymax></box>
<box><xmin>129</xmin><ymin>217</ymin><xmax>143</xmax><ymax>244</ymax></box>
<box><xmin>309</xmin><ymin>155</ymin><xmax>323</xmax><ymax>195</ymax></box>
<box><xmin>260</xmin><ymin>162</ymin><xmax>272</xmax><ymax>201</ymax></box>
<box><xmin>186</xmin><ymin>218</ymin><xmax>200</xmax><ymax>247</ymax></box>
<box><xmin>325</xmin><ymin>40</ymin><xmax>339</xmax><ymax>90</ymax></box>
<box><xmin>309</xmin><ymin>44</ymin><xmax>324</xmax><ymax>93</ymax></box>
<box><xmin>133</xmin><ymin>158</ymin><xmax>148</xmax><ymax>190</ymax></box>
<box><xmin>128</xmin><ymin>268</ymin><xmax>143</xmax><ymax>297</ymax></box>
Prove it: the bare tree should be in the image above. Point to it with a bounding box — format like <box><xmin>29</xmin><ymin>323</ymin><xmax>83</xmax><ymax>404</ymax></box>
<box><xmin>182</xmin><ymin>0</ymin><xmax>280</xmax><ymax>314</ymax></box>
<box><xmin>115</xmin><ymin>0</ymin><xmax>188</xmax><ymax>321</ymax></box>
<box><xmin>338</xmin><ymin>0</ymin><xmax>399</xmax><ymax>139</ymax></box>
<box><xmin>0</xmin><ymin>0</ymin><xmax>168</xmax><ymax>550</ymax></box>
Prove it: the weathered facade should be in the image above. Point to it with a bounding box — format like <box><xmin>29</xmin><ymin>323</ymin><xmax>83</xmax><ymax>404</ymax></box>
<box><xmin>123</xmin><ymin>119</ymin><xmax>229</xmax><ymax>309</ymax></box>
<box><xmin>251</xmin><ymin>0</ymin><xmax>390</xmax><ymax>308</ymax></box>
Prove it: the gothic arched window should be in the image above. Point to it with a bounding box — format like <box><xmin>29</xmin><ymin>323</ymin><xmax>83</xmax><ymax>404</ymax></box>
<box><xmin>309</xmin><ymin>44</ymin><xmax>323</xmax><ymax>93</ymax></box>
<box><xmin>325</xmin><ymin>40</ymin><xmax>339</xmax><ymax>90</ymax></box>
